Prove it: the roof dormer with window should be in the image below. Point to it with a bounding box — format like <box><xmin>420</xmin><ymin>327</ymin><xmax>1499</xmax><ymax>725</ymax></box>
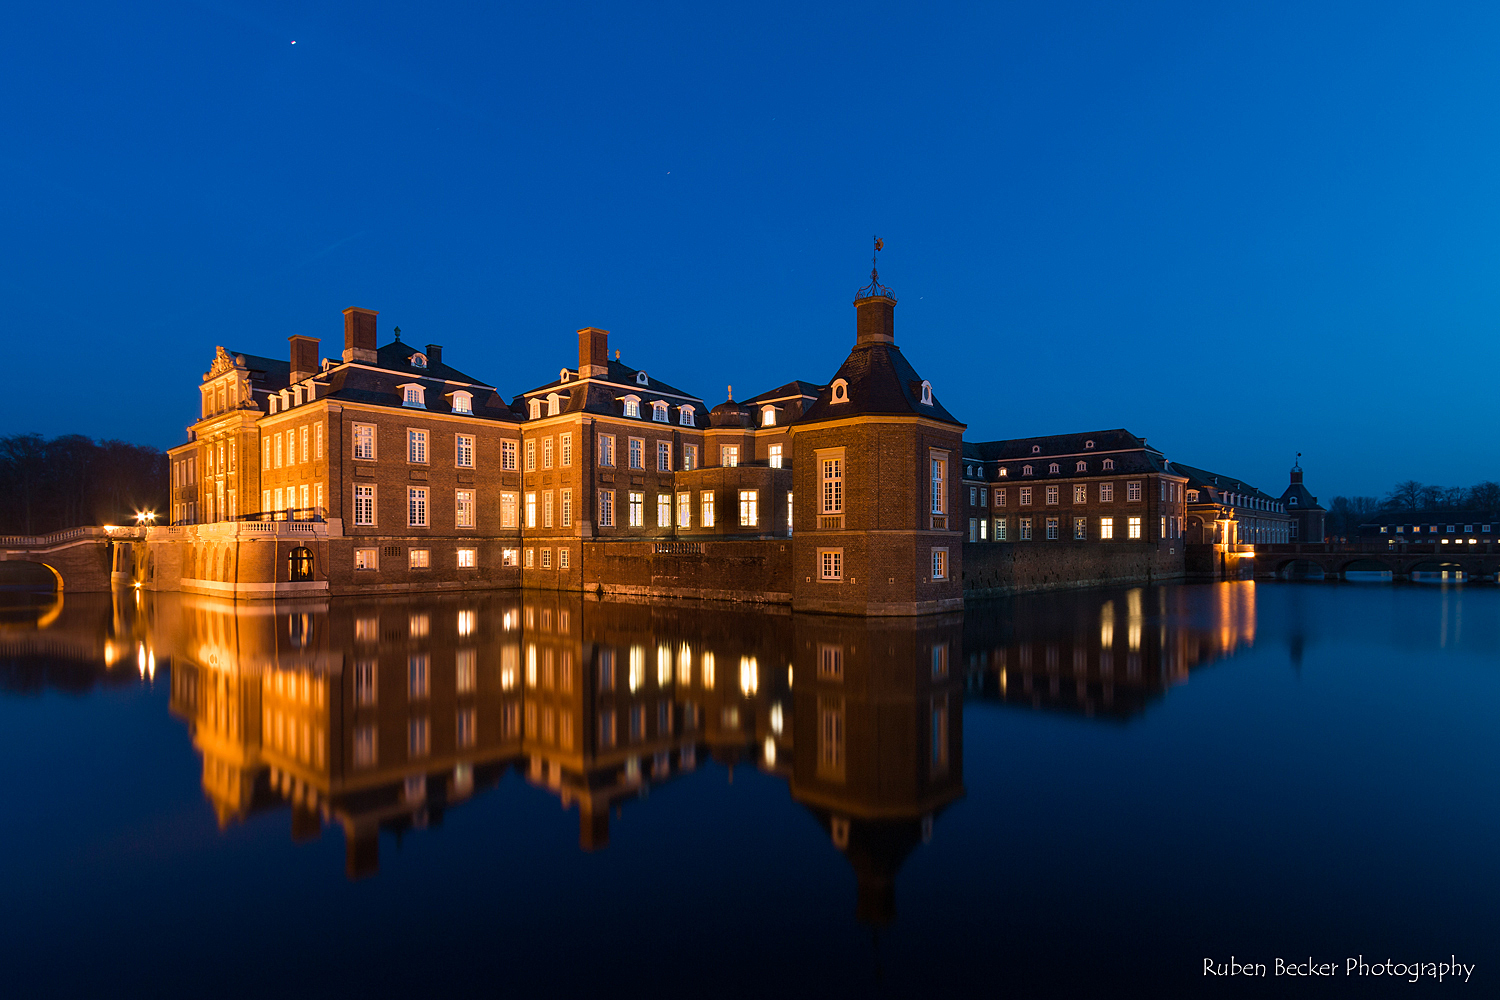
<box><xmin>830</xmin><ymin>379</ymin><xmax>849</xmax><ymax>403</ymax></box>
<box><xmin>761</xmin><ymin>405</ymin><xmax>777</xmax><ymax>427</ymax></box>
<box><xmin>652</xmin><ymin>401</ymin><xmax>669</xmax><ymax>423</ymax></box>
<box><xmin>399</xmin><ymin>383</ymin><xmax>427</xmax><ymax>409</ymax></box>
<box><xmin>449</xmin><ymin>390</ymin><xmax>473</xmax><ymax>414</ymax></box>
<box><xmin>409</xmin><ymin>352</ymin><xmax>428</xmax><ymax>369</ymax></box>
<box><xmin>679</xmin><ymin>404</ymin><xmax>696</xmax><ymax>427</ymax></box>
<box><xmin>621</xmin><ymin>394</ymin><xmax>641</xmax><ymax>418</ymax></box>
<box><xmin>920</xmin><ymin>380</ymin><xmax>933</xmax><ymax>405</ymax></box>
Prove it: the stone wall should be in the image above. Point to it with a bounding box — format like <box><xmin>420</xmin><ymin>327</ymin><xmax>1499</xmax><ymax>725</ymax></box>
<box><xmin>961</xmin><ymin>540</ymin><xmax>1185</xmax><ymax>598</ymax></box>
<box><xmin>581</xmin><ymin>538</ymin><xmax>792</xmax><ymax>604</ymax></box>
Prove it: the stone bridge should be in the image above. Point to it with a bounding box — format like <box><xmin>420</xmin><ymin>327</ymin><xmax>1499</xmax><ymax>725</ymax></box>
<box><xmin>1252</xmin><ymin>542</ymin><xmax>1498</xmax><ymax>582</ymax></box>
<box><xmin>0</xmin><ymin>526</ymin><xmax>144</xmax><ymax>592</ymax></box>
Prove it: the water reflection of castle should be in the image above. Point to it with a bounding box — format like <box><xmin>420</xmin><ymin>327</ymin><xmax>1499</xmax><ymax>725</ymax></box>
<box><xmin>158</xmin><ymin>592</ymin><xmax>965</xmax><ymax>923</ymax></box>
<box><xmin>963</xmin><ymin>583</ymin><xmax>1257</xmax><ymax>718</ymax></box>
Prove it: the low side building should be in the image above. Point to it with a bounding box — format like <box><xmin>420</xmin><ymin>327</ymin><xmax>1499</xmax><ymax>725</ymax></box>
<box><xmin>1358</xmin><ymin>509</ymin><xmax>1500</xmax><ymax>546</ymax></box>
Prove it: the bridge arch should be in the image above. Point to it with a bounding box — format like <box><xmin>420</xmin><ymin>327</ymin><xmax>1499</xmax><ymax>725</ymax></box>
<box><xmin>1340</xmin><ymin>558</ymin><xmax>1393</xmax><ymax>582</ymax></box>
<box><xmin>0</xmin><ymin>560</ymin><xmax>64</xmax><ymax>592</ymax></box>
<box><xmin>1276</xmin><ymin>559</ymin><xmax>1326</xmax><ymax>581</ymax></box>
<box><xmin>1409</xmin><ymin>561</ymin><xmax>1466</xmax><ymax>583</ymax></box>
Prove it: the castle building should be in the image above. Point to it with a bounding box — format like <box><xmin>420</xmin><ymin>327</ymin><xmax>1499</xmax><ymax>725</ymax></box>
<box><xmin>1176</xmin><ymin>464</ymin><xmax>1292</xmax><ymax>545</ymax></box>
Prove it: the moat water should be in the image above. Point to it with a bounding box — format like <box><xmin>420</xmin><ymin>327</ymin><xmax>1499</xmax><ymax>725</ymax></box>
<box><xmin>1</xmin><ymin>582</ymin><xmax>1496</xmax><ymax>997</ymax></box>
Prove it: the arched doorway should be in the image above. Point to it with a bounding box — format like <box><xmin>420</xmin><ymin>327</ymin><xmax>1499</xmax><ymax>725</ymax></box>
<box><xmin>289</xmin><ymin>547</ymin><xmax>314</xmax><ymax>582</ymax></box>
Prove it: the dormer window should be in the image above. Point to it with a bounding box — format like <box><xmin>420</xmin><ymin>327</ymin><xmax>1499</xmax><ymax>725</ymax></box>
<box><xmin>920</xmin><ymin>380</ymin><xmax>933</xmax><ymax>405</ymax></box>
<box><xmin>410</xmin><ymin>352</ymin><xmax>428</xmax><ymax>369</ymax></box>
<box><xmin>1102</xmin><ymin>459</ymin><xmax>1115</xmax><ymax>470</ymax></box>
<box><xmin>400</xmin><ymin>383</ymin><xmax>426</xmax><ymax>409</ymax></box>
<box><xmin>761</xmin><ymin>405</ymin><xmax>776</xmax><ymax>427</ymax></box>
<box><xmin>998</xmin><ymin>467</ymin><xmax>1008</xmax><ymax>477</ymax></box>
<box><xmin>450</xmin><ymin>390</ymin><xmax>473</xmax><ymax>414</ymax></box>
<box><xmin>622</xmin><ymin>395</ymin><xmax>641</xmax><ymax>418</ymax></box>
<box><xmin>1085</xmin><ymin>440</ymin><xmax>1095</xmax><ymax>449</ymax></box>
<box><xmin>1075</xmin><ymin>461</ymin><xmax>1086</xmax><ymax>472</ymax></box>
<box><xmin>652</xmin><ymin>401</ymin><xmax>669</xmax><ymax>423</ymax></box>
<box><xmin>547</xmin><ymin>392</ymin><xmax>561</xmax><ymax>416</ymax></box>
<box><xmin>1048</xmin><ymin>463</ymin><xmax>1060</xmax><ymax>474</ymax></box>
<box><xmin>1031</xmin><ymin>445</ymin><xmax>1041</xmax><ymax>454</ymax></box>
<box><xmin>636</xmin><ymin>371</ymin><xmax>649</xmax><ymax>385</ymax></box>
<box><xmin>559</xmin><ymin>369</ymin><xmax>571</xmax><ymax>383</ymax></box>
<box><xmin>1187</xmin><ymin>490</ymin><xmax>1199</xmax><ymax>502</ymax></box>
<box><xmin>528</xmin><ymin>398</ymin><xmax>542</xmax><ymax>419</ymax></box>
<box><xmin>1289</xmin><ymin>496</ymin><xmax>1298</xmax><ymax>506</ymax></box>
<box><xmin>831</xmin><ymin>379</ymin><xmax>849</xmax><ymax>403</ymax></box>
<box><xmin>1023</xmin><ymin>464</ymin><xmax>1033</xmax><ymax>476</ymax></box>
<box><xmin>679</xmin><ymin>404</ymin><xmax>695</xmax><ymax>427</ymax></box>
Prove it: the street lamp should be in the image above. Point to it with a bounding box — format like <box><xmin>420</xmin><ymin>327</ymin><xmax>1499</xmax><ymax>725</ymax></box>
<box><xmin>135</xmin><ymin>510</ymin><xmax>157</xmax><ymax>525</ymax></box>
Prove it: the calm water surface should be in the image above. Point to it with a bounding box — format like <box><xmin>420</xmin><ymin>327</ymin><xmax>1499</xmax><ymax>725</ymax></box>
<box><xmin>1</xmin><ymin>582</ymin><xmax>1496</xmax><ymax>997</ymax></box>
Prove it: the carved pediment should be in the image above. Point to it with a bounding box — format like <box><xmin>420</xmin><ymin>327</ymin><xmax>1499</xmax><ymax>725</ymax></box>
<box><xmin>208</xmin><ymin>346</ymin><xmax>236</xmax><ymax>377</ymax></box>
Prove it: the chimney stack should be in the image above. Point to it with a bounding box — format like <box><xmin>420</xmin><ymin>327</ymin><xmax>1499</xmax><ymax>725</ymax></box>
<box><xmin>342</xmin><ymin>307</ymin><xmax>379</xmax><ymax>363</ymax></box>
<box><xmin>578</xmin><ymin>327</ymin><xmax>609</xmax><ymax>379</ymax></box>
<box><xmin>426</xmin><ymin>344</ymin><xmax>443</xmax><ymax>367</ymax></box>
<box><xmin>289</xmin><ymin>336</ymin><xmax>319</xmax><ymax>384</ymax></box>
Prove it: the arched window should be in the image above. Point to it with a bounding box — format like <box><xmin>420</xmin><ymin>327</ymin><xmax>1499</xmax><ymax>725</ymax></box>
<box><xmin>451</xmin><ymin>391</ymin><xmax>473</xmax><ymax>414</ymax></box>
<box><xmin>622</xmin><ymin>395</ymin><xmax>641</xmax><ymax>418</ymax></box>
<box><xmin>401</xmin><ymin>384</ymin><xmax>426</xmax><ymax>408</ymax></box>
<box><xmin>1289</xmin><ymin>496</ymin><xmax>1298</xmax><ymax>506</ymax></box>
<box><xmin>920</xmin><ymin>380</ymin><xmax>933</xmax><ymax>405</ymax></box>
<box><xmin>1048</xmin><ymin>463</ymin><xmax>1060</xmax><ymax>474</ymax></box>
<box><xmin>409</xmin><ymin>352</ymin><xmax>428</xmax><ymax>369</ymax></box>
<box><xmin>1076</xmin><ymin>461</ymin><xmax>1087</xmax><ymax>472</ymax></box>
<box><xmin>761</xmin><ymin>405</ymin><xmax>776</xmax><ymax>427</ymax></box>
<box><xmin>831</xmin><ymin>379</ymin><xmax>849</xmax><ymax>403</ymax></box>
<box><xmin>652</xmin><ymin>402</ymin><xmax>669</xmax><ymax>423</ymax></box>
<box><xmin>679</xmin><ymin>405</ymin><xmax>695</xmax><ymax>426</ymax></box>
<box><xmin>547</xmin><ymin>392</ymin><xmax>561</xmax><ymax>416</ymax></box>
<box><xmin>528</xmin><ymin>398</ymin><xmax>542</xmax><ymax>419</ymax></box>
<box><xmin>289</xmin><ymin>547</ymin><xmax>314</xmax><ymax>582</ymax></box>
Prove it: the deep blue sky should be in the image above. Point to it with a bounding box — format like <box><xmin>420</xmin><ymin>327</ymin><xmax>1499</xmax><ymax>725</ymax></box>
<box><xmin>4</xmin><ymin>2</ymin><xmax>1498</xmax><ymax>497</ymax></box>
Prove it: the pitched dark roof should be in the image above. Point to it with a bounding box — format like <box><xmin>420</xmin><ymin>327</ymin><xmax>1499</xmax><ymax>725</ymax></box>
<box><xmin>375</xmin><ymin>338</ymin><xmax>491</xmax><ymax>387</ymax></box>
<box><xmin>965</xmin><ymin>429</ymin><xmax>1150</xmax><ymax>462</ymax></box>
<box><xmin>1358</xmin><ymin>508</ymin><xmax>1500</xmax><ymax>527</ymax></box>
<box><xmin>799</xmin><ymin>343</ymin><xmax>962</xmax><ymax>426</ymax></box>
<box><xmin>1280</xmin><ymin>482</ymin><xmax>1325</xmax><ymax>511</ymax></box>
<box><xmin>744</xmin><ymin>380</ymin><xmax>825</xmax><ymax>404</ymax></box>
<box><xmin>960</xmin><ymin>429</ymin><xmax>1177</xmax><ymax>480</ymax></box>
<box><xmin>312</xmin><ymin>357</ymin><xmax>518</xmax><ymax>423</ymax></box>
<box><xmin>510</xmin><ymin>360</ymin><xmax>708</xmax><ymax>427</ymax></box>
<box><xmin>1174</xmin><ymin>464</ymin><xmax>1278</xmax><ymax>504</ymax></box>
<box><xmin>230</xmin><ymin>351</ymin><xmax>291</xmax><ymax>386</ymax></box>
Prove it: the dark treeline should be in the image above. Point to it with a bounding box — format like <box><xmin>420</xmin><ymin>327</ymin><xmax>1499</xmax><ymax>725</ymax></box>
<box><xmin>1324</xmin><ymin>479</ymin><xmax>1500</xmax><ymax>539</ymax></box>
<box><xmin>1</xmin><ymin>434</ymin><xmax>168</xmax><ymax>536</ymax></box>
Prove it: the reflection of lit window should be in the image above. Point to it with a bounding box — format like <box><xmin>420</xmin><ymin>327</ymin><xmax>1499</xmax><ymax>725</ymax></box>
<box><xmin>770</xmin><ymin>703</ymin><xmax>783</xmax><ymax>734</ymax></box>
<box><xmin>629</xmin><ymin>646</ymin><xmax>644</xmax><ymax>691</ymax></box>
<box><xmin>702</xmin><ymin>650</ymin><xmax>715</xmax><ymax>690</ymax></box>
<box><xmin>740</xmin><ymin>656</ymin><xmax>758</xmax><ymax>696</ymax></box>
<box><xmin>658</xmin><ymin>645</ymin><xmax>672</xmax><ymax>687</ymax></box>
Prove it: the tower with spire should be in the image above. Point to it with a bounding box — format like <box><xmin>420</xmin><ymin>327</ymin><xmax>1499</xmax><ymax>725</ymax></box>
<box><xmin>788</xmin><ymin>240</ymin><xmax>966</xmax><ymax>614</ymax></box>
<box><xmin>1277</xmin><ymin>453</ymin><xmax>1326</xmax><ymax>542</ymax></box>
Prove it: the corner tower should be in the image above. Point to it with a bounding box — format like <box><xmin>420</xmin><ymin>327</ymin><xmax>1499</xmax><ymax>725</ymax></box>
<box><xmin>789</xmin><ymin>247</ymin><xmax>966</xmax><ymax>615</ymax></box>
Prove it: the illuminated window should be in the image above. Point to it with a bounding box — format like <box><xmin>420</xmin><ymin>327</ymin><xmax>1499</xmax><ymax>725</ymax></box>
<box><xmin>451</xmin><ymin>391</ymin><xmax>472</xmax><ymax>414</ymax></box>
<box><xmin>822</xmin><ymin>458</ymin><xmax>842</xmax><ymax>513</ymax></box>
<box><xmin>408</xmin><ymin>429</ymin><xmax>428</xmax><ymax>464</ymax></box>
<box><xmin>819</xmin><ymin>548</ymin><xmax>842</xmax><ymax>581</ymax></box>
<box><xmin>408</xmin><ymin>548</ymin><xmax>430</xmax><ymax>568</ymax></box>
<box><xmin>762</xmin><ymin>405</ymin><xmax>777</xmax><ymax>426</ymax></box>
<box><xmin>623</xmin><ymin>397</ymin><xmax>641</xmax><ymax>418</ymax></box>
<box><xmin>501</xmin><ymin>492</ymin><xmax>517</xmax><ymax>528</ymax></box>
<box><xmin>702</xmin><ymin>491</ymin><xmax>715</xmax><ymax>527</ymax></box>
<box><xmin>1127</xmin><ymin>516</ymin><xmax>1142</xmax><ymax>539</ymax></box>
<box><xmin>408</xmin><ymin>487</ymin><xmax>428</xmax><ymax>527</ymax></box>
<box><xmin>1100</xmin><ymin>517</ymin><xmax>1114</xmax><ymax>539</ymax></box>
<box><xmin>629</xmin><ymin>491</ymin><xmax>644</xmax><ymax>527</ymax></box>
<box><xmin>683</xmin><ymin>444</ymin><xmax>698</xmax><ymax>471</ymax></box>
<box><xmin>457</xmin><ymin>548</ymin><xmax>476</xmax><ymax>568</ymax></box>
<box><xmin>657</xmin><ymin>493</ymin><xmax>671</xmax><ymax>527</ymax></box>
<box><xmin>354</xmin><ymin>547</ymin><xmax>378</xmax><ymax>570</ymax></box>
<box><xmin>525</xmin><ymin>492</ymin><xmax>536</xmax><ymax>528</ymax></box>
<box><xmin>931</xmin><ymin>548</ymin><xmax>947</xmax><ymax>580</ymax></box>
<box><xmin>657</xmin><ymin>441</ymin><xmax>672</xmax><ymax>472</ymax></box>
<box><xmin>721</xmin><ymin>445</ymin><xmax>739</xmax><ymax>468</ymax></box>
<box><xmin>677</xmin><ymin>492</ymin><xmax>691</xmax><ymax>528</ymax></box>
<box><xmin>769</xmin><ymin>444</ymin><xmax>782</xmax><ymax>469</ymax></box>
<box><xmin>1074</xmin><ymin>517</ymin><xmax>1087</xmax><ymax>539</ymax></box>
<box><xmin>739</xmin><ymin>490</ymin><xmax>758</xmax><ymax>527</ymax></box>
<box><xmin>456</xmin><ymin>489</ymin><xmax>474</xmax><ymax>528</ymax></box>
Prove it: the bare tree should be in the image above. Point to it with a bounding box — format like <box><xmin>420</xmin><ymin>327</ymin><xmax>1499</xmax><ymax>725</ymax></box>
<box><xmin>1383</xmin><ymin>480</ymin><xmax>1425</xmax><ymax>510</ymax></box>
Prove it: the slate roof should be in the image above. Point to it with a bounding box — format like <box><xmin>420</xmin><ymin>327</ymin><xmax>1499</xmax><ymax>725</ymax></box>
<box><xmin>961</xmin><ymin>429</ymin><xmax>1176</xmax><ymax>480</ymax></box>
<box><xmin>1280</xmin><ymin>481</ymin><xmax>1325</xmax><ymax>511</ymax></box>
<box><xmin>511</xmin><ymin>359</ymin><xmax>708</xmax><ymax>427</ymax></box>
<box><xmin>375</xmin><ymin>338</ymin><xmax>491</xmax><ymax>387</ymax></box>
<box><xmin>1358</xmin><ymin>509</ymin><xmax>1500</xmax><ymax>527</ymax></box>
<box><xmin>1174</xmin><ymin>464</ymin><xmax>1280</xmax><ymax>506</ymax></box>
<box><xmin>744</xmin><ymin>380</ymin><xmax>825</xmax><ymax>404</ymax></box>
<box><xmin>313</xmin><ymin>359</ymin><xmax>518</xmax><ymax>422</ymax></box>
<box><xmin>798</xmin><ymin>343</ymin><xmax>962</xmax><ymax>426</ymax></box>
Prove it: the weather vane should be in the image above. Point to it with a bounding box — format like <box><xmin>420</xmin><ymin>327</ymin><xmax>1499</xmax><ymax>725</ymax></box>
<box><xmin>857</xmin><ymin>235</ymin><xmax>895</xmax><ymax>301</ymax></box>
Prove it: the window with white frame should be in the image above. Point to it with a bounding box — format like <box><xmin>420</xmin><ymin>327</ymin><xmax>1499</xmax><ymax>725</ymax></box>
<box><xmin>920</xmin><ymin>381</ymin><xmax>933</xmax><ymax>405</ymax></box>
<box><xmin>1100</xmin><ymin>483</ymin><xmax>1114</xmax><ymax>502</ymax></box>
<box><xmin>541</xmin><ymin>548</ymin><xmax>552</xmax><ymax>569</ymax></box>
<box><xmin>931</xmin><ymin>548</ymin><xmax>948</xmax><ymax>580</ymax></box>
<box><xmin>1019</xmin><ymin>516</ymin><xmax>1032</xmax><ymax>540</ymax></box>
<box><xmin>561</xmin><ymin>489</ymin><xmax>572</xmax><ymax>527</ymax></box>
<box><xmin>528</xmin><ymin>398</ymin><xmax>542</xmax><ymax>419</ymax></box>
<box><xmin>1127</xmin><ymin>481</ymin><xmax>1142</xmax><ymax>502</ymax></box>
<box><xmin>546</xmin><ymin>392</ymin><xmax>560</xmax><ymax>416</ymax></box>
<box><xmin>657</xmin><ymin>493</ymin><xmax>671</xmax><ymax>527</ymax></box>
<box><xmin>525</xmin><ymin>439</ymin><xmax>536</xmax><ymax>471</ymax></box>
<box><xmin>1046</xmin><ymin>486</ymin><xmax>1059</xmax><ymax>505</ymax></box>
<box><xmin>502</xmin><ymin>549</ymin><xmax>518</xmax><ymax>567</ymax></box>
<box><xmin>1103</xmin><ymin>459</ymin><xmax>1115</xmax><ymax>470</ymax></box>
<box><xmin>457</xmin><ymin>548</ymin><xmax>476</xmax><ymax>568</ymax></box>
<box><xmin>677</xmin><ymin>492</ymin><xmax>691</xmax><ymax>527</ymax></box>
<box><xmin>1019</xmin><ymin>487</ymin><xmax>1032</xmax><ymax>505</ymax></box>
<box><xmin>598</xmin><ymin>491</ymin><xmax>614</xmax><ymax>527</ymax></box>
<box><xmin>1046</xmin><ymin>517</ymin><xmax>1059</xmax><ymax>540</ymax></box>
<box><xmin>524</xmin><ymin>548</ymin><xmax>534</xmax><ymax>568</ymax></box>
<box><xmin>500</xmin><ymin>492</ymin><xmax>517</xmax><ymax>528</ymax></box>
<box><xmin>1074</xmin><ymin>516</ymin><xmax>1087</xmax><ymax>539</ymax></box>
<box><xmin>769</xmin><ymin>444</ymin><xmax>782</xmax><ymax>469</ymax></box>
<box><xmin>456</xmin><ymin>489</ymin><xmax>475</xmax><ymax>528</ymax></box>
<box><xmin>402</xmin><ymin>384</ymin><xmax>426</xmax><ymax>408</ymax></box>
<box><xmin>652</xmin><ymin>401</ymin><xmax>668</xmax><ymax>422</ymax></box>
<box><xmin>560</xmin><ymin>433</ymin><xmax>572</xmax><ymax>467</ymax></box>
<box><xmin>721</xmin><ymin>445</ymin><xmax>739</xmax><ymax>468</ymax></box>
<box><xmin>701</xmin><ymin>491</ymin><xmax>715</xmax><ymax>527</ymax></box>
<box><xmin>451</xmin><ymin>391</ymin><xmax>472</xmax><ymax>414</ymax></box>
<box><xmin>409</xmin><ymin>548</ymin><xmax>430</xmax><ymax>569</ymax></box>
<box><xmin>683</xmin><ymin>444</ymin><xmax>698</xmax><ymax>471</ymax></box>
<box><xmin>762</xmin><ymin>405</ymin><xmax>777</xmax><ymax>426</ymax></box>
<box><xmin>1100</xmin><ymin>516</ymin><xmax>1114</xmax><ymax>539</ymax></box>
<box><xmin>628</xmin><ymin>491</ymin><xmax>644</xmax><ymax>527</ymax></box>
<box><xmin>355</xmin><ymin>484</ymin><xmax>376</xmax><ymax>525</ymax></box>
<box><xmin>623</xmin><ymin>396</ymin><xmax>641</xmax><ymax>418</ymax></box>
<box><xmin>456</xmin><ymin>434</ymin><xmax>474</xmax><ymax>468</ymax></box>
<box><xmin>819</xmin><ymin>548</ymin><xmax>843</xmax><ymax>580</ymax></box>
<box><xmin>679</xmin><ymin>405</ymin><xmax>695</xmax><ymax>426</ymax></box>
<box><xmin>1074</xmin><ymin>484</ymin><xmax>1087</xmax><ymax>503</ymax></box>
<box><xmin>995</xmin><ymin>517</ymin><xmax>1007</xmax><ymax>541</ymax></box>
<box><xmin>408</xmin><ymin>429</ymin><xmax>428</xmax><ymax>464</ymax></box>
<box><xmin>1076</xmin><ymin>461</ymin><xmax>1086</xmax><ymax>472</ymax></box>
<box><xmin>822</xmin><ymin>457</ymin><xmax>843</xmax><ymax>513</ymax></box>
<box><xmin>739</xmin><ymin>490</ymin><xmax>758</xmax><ymax>527</ymax></box>
<box><xmin>544</xmin><ymin>492</ymin><xmax>555</xmax><ymax>528</ymax></box>
<box><xmin>931</xmin><ymin>454</ymin><xmax>946</xmax><ymax>514</ymax></box>
<box><xmin>1049</xmin><ymin>463</ymin><xmax>1060</xmax><ymax>474</ymax></box>
<box><xmin>1022</xmin><ymin>464</ymin><xmax>1032</xmax><ymax>475</ymax></box>
<box><xmin>657</xmin><ymin>441</ymin><xmax>672</xmax><ymax>472</ymax></box>
<box><xmin>558</xmin><ymin>547</ymin><xmax>570</xmax><ymax>569</ymax></box>
<box><xmin>525</xmin><ymin>492</ymin><xmax>536</xmax><ymax>528</ymax></box>
<box><xmin>629</xmin><ymin>438</ymin><xmax>644</xmax><ymax>470</ymax></box>
<box><xmin>1127</xmin><ymin>516</ymin><xmax>1142</xmax><ymax>539</ymax></box>
<box><xmin>354</xmin><ymin>547</ymin><xmax>378</xmax><ymax>570</ymax></box>
<box><xmin>408</xmin><ymin>488</ymin><xmax>428</xmax><ymax>527</ymax></box>
<box><xmin>599</xmin><ymin>435</ymin><xmax>615</xmax><ymax>467</ymax></box>
<box><xmin>501</xmin><ymin>440</ymin><xmax>517</xmax><ymax>470</ymax></box>
<box><xmin>542</xmin><ymin>436</ymin><xmax>554</xmax><ymax>468</ymax></box>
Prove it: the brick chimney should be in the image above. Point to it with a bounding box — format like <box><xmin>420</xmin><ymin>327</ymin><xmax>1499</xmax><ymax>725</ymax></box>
<box><xmin>578</xmin><ymin>327</ymin><xmax>609</xmax><ymax>379</ymax></box>
<box><xmin>342</xmin><ymin>307</ymin><xmax>379</xmax><ymax>363</ymax></box>
<box><xmin>289</xmin><ymin>335</ymin><xmax>319</xmax><ymax>384</ymax></box>
<box><xmin>426</xmin><ymin>344</ymin><xmax>443</xmax><ymax>367</ymax></box>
